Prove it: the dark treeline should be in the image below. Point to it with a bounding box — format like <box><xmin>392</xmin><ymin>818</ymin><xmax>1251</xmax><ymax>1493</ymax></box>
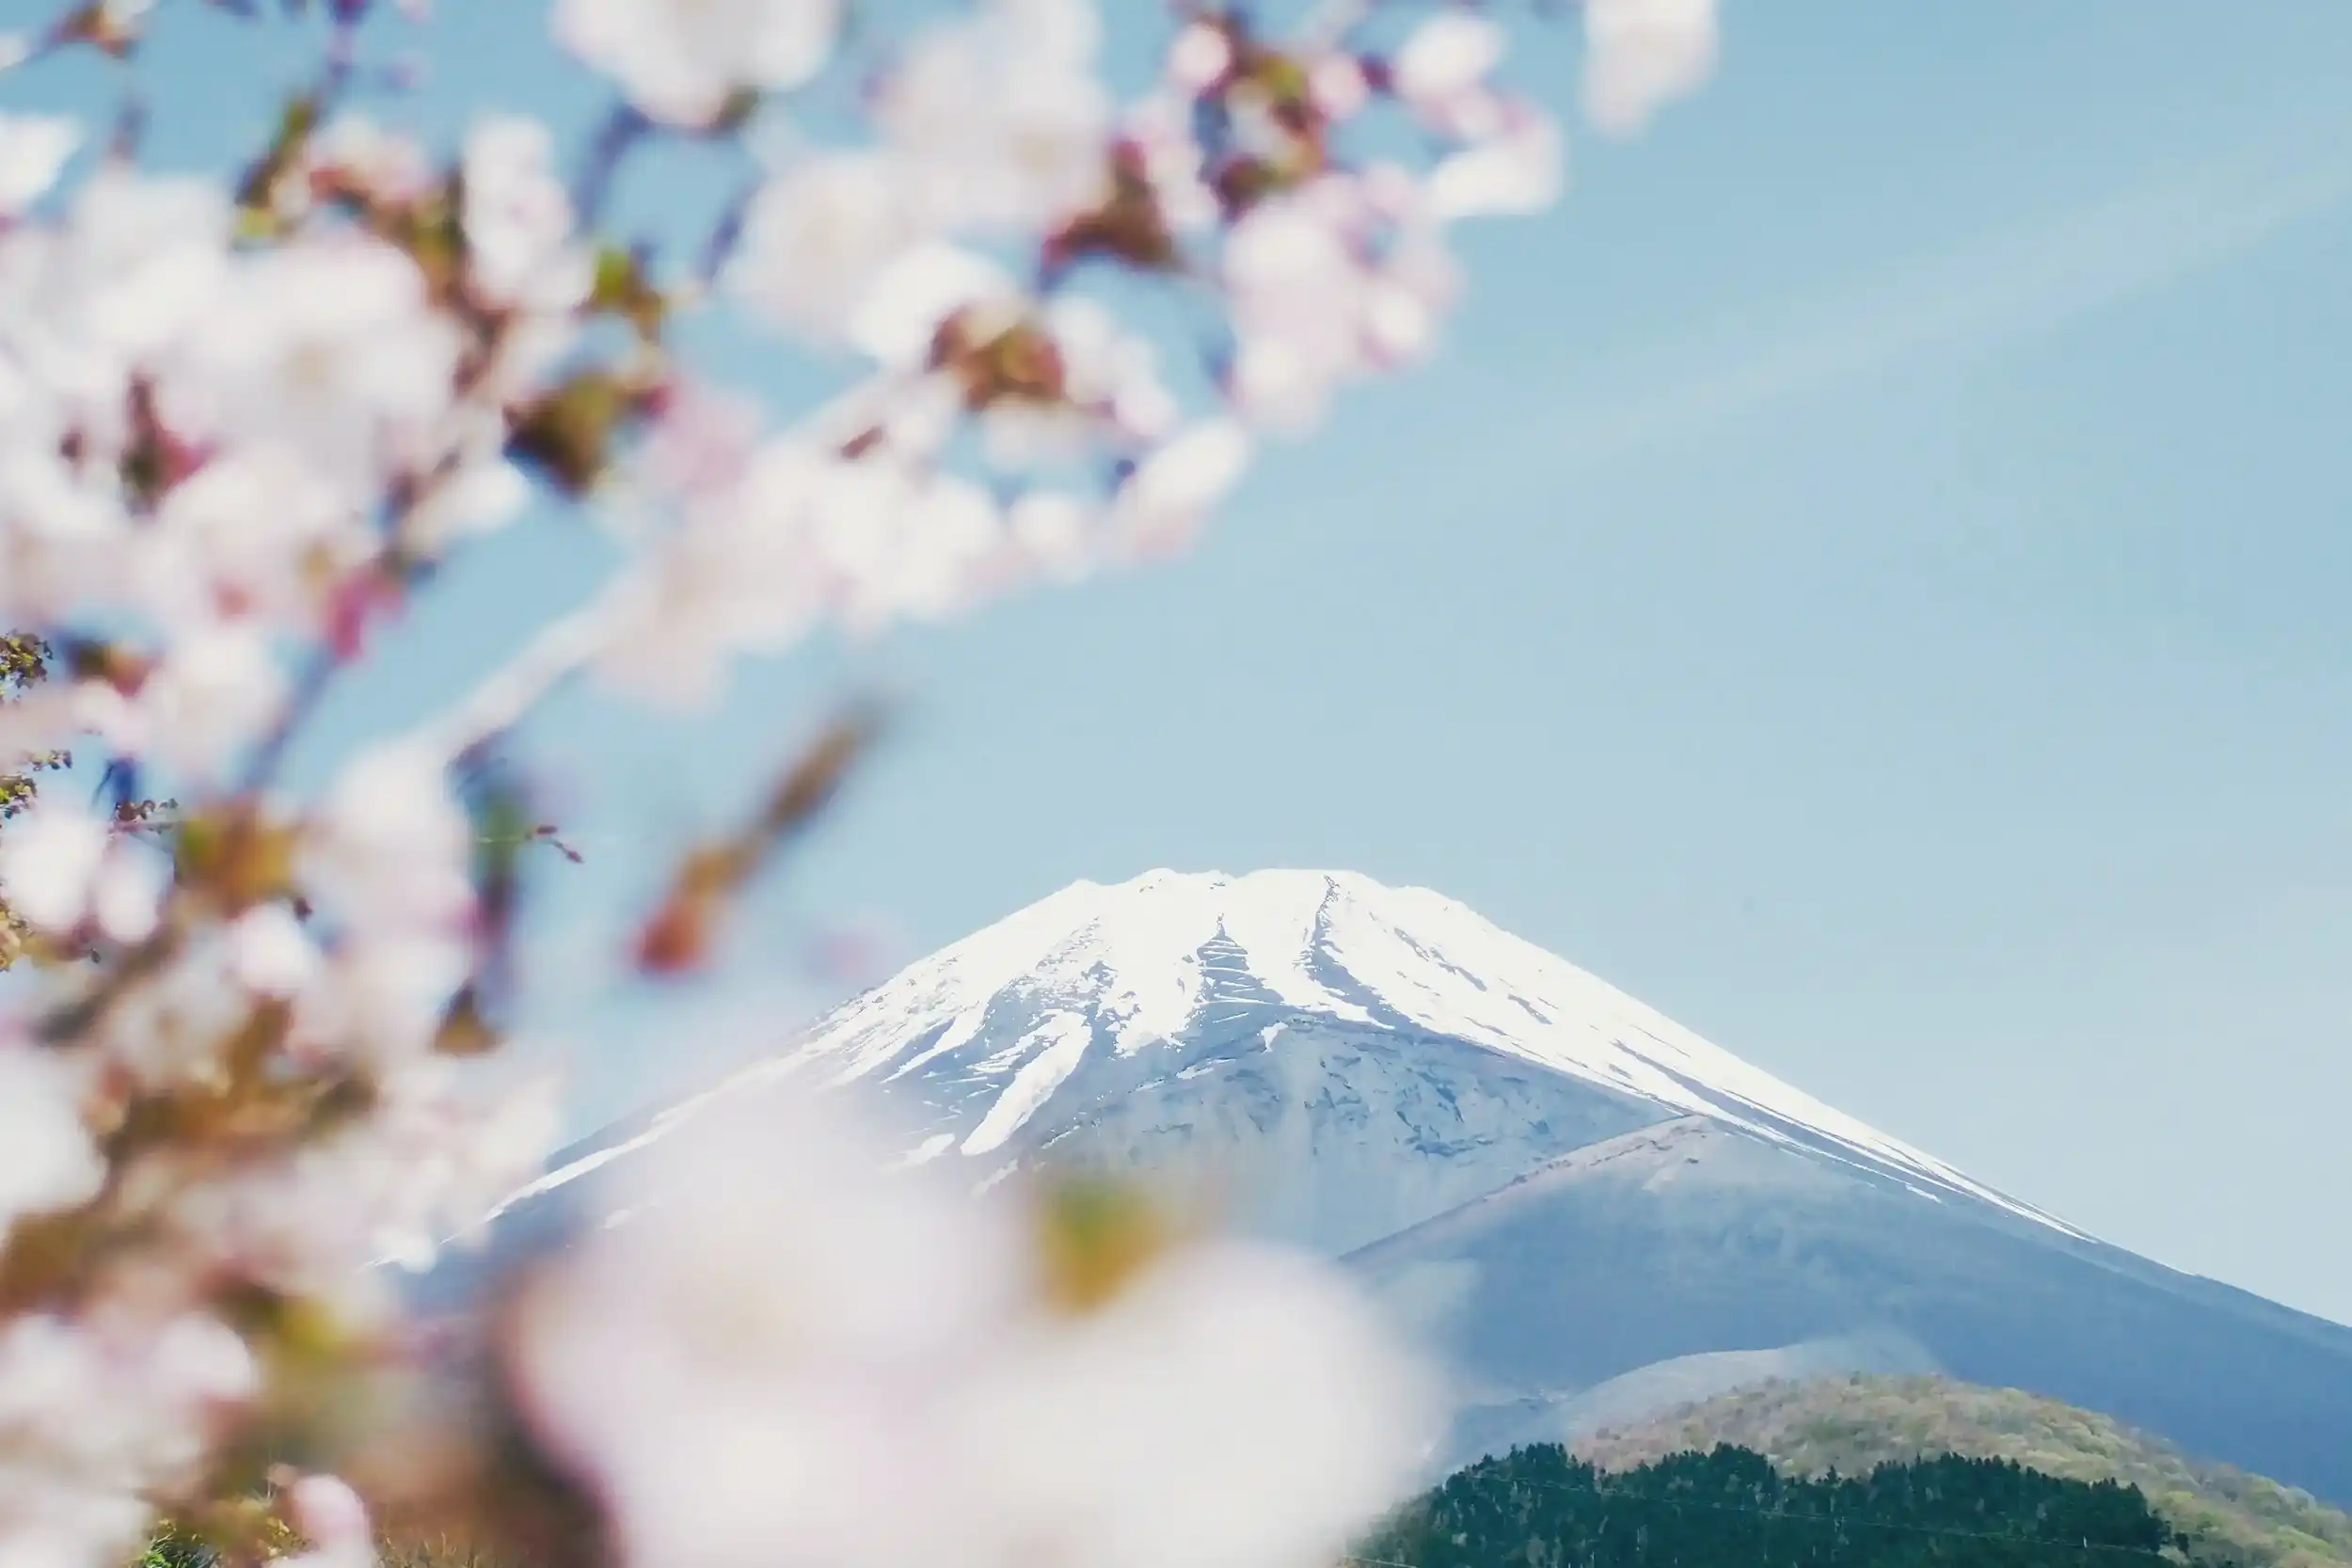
<box><xmin>1363</xmin><ymin>1443</ymin><xmax>2238</xmax><ymax>1568</ymax></box>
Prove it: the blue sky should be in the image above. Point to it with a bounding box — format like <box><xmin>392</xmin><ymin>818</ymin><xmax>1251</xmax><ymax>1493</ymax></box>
<box><xmin>21</xmin><ymin>2</ymin><xmax>2352</xmax><ymax>1323</ymax></box>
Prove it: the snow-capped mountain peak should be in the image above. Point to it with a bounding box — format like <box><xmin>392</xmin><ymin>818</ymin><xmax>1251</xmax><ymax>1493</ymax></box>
<box><xmin>681</xmin><ymin>868</ymin><xmax>2081</xmax><ymax>1239</ymax></box>
<box><xmin>442</xmin><ymin>871</ymin><xmax>2352</xmax><ymax>1513</ymax></box>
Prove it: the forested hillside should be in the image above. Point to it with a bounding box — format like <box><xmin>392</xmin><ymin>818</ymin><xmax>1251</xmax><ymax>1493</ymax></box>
<box><xmin>1363</xmin><ymin>1442</ymin><xmax>2214</xmax><ymax>1568</ymax></box>
<box><xmin>1573</xmin><ymin>1376</ymin><xmax>2352</xmax><ymax>1568</ymax></box>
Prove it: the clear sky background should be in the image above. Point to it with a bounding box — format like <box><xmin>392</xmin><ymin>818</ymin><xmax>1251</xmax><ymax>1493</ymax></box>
<box><xmin>20</xmin><ymin>3</ymin><xmax>2352</xmax><ymax>1323</ymax></box>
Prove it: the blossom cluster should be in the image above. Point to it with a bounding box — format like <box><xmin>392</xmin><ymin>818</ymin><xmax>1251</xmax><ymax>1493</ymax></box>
<box><xmin>505</xmin><ymin>1095</ymin><xmax>1438</xmax><ymax>1568</ymax></box>
<box><xmin>0</xmin><ymin>0</ymin><xmax>1721</xmax><ymax>1563</ymax></box>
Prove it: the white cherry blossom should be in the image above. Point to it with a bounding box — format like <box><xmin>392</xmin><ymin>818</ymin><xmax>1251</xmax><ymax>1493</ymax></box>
<box><xmin>1222</xmin><ymin>186</ymin><xmax>1375</xmax><ymax>434</ymax></box>
<box><xmin>170</xmin><ymin>1059</ymin><xmax>556</xmax><ymax>1293</ymax></box>
<box><xmin>0</xmin><ymin>114</ymin><xmax>79</xmax><ymax>217</ymax></box>
<box><xmin>1111</xmin><ymin>417</ymin><xmax>1254</xmax><ymax>558</ymax></box>
<box><xmin>946</xmin><ymin>1241</ymin><xmax>1439</xmax><ymax>1568</ymax></box>
<box><xmin>157</xmin><ymin>233</ymin><xmax>462</xmax><ymax>503</ymax></box>
<box><xmin>87</xmin><ymin>844</ymin><xmax>166</xmax><ymax>945</ymax></box>
<box><xmin>116</xmin><ymin>618</ymin><xmax>291</xmax><ymax>784</ymax></box>
<box><xmin>1121</xmin><ymin>92</ymin><xmax>1219</xmax><ymax>237</ymax></box>
<box><xmin>845</xmin><ymin>243</ymin><xmax>1019</xmax><ymax>370</ymax></box>
<box><xmin>0</xmin><ymin>796</ymin><xmax>112</xmax><ymax>934</ymax></box>
<box><xmin>1425</xmin><ymin>106</ymin><xmax>1565</xmax><ymax>220</ymax></box>
<box><xmin>302</xmin><ymin>115</ymin><xmax>439</xmax><ymax>214</ymax></box>
<box><xmin>0</xmin><ymin>1041</ymin><xmax>103</xmax><ymax>1243</ymax></box>
<box><xmin>0</xmin><ymin>1310</ymin><xmax>256</xmax><ymax>1568</ymax></box>
<box><xmin>1583</xmin><ymin>0</ymin><xmax>1722</xmax><ymax>136</ymax></box>
<box><xmin>1391</xmin><ymin>11</ymin><xmax>1507</xmax><ymax>121</ymax></box>
<box><xmin>728</xmin><ymin>152</ymin><xmax>920</xmax><ymax>351</ymax></box>
<box><xmin>1164</xmin><ymin>21</ymin><xmax>1232</xmax><ymax>93</ymax></box>
<box><xmin>1007</xmin><ymin>489</ymin><xmax>1099</xmax><ymax>580</ymax></box>
<box><xmin>17</xmin><ymin>166</ymin><xmax>232</xmax><ymax>413</ymax></box>
<box><xmin>979</xmin><ymin>294</ymin><xmax>1179</xmax><ymax>469</ymax></box>
<box><xmin>278</xmin><ymin>1474</ymin><xmax>376</xmax><ymax>1568</ymax></box>
<box><xmin>553</xmin><ymin>0</ymin><xmax>844</xmax><ymax>128</ymax></box>
<box><xmin>511</xmin><ymin>1091</ymin><xmax>1432</xmax><ymax>1568</ymax></box>
<box><xmin>0</xmin><ymin>1307</ymin><xmax>257</xmax><ymax>1568</ymax></box>
<box><xmin>134</xmin><ymin>446</ymin><xmax>364</xmax><ymax>633</ymax></box>
<box><xmin>302</xmin><ymin>739</ymin><xmax>473</xmax><ymax>942</ymax></box>
<box><xmin>874</xmin><ymin>0</ymin><xmax>1112</xmax><ymax>232</ymax></box>
<box><xmin>226</xmin><ymin>901</ymin><xmax>322</xmax><ymax>1001</ymax></box>
<box><xmin>463</xmin><ymin>115</ymin><xmax>594</xmax><ymax>313</ymax></box>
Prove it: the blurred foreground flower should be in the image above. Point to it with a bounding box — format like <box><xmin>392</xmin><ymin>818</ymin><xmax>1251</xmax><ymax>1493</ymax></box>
<box><xmin>1</xmin><ymin>0</ymin><xmax>1723</xmax><ymax>1560</ymax></box>
<box><xmin>506</xmin><ymin>1095</ymin><xmax>1439</xmax><ymax>1568</ymax></box>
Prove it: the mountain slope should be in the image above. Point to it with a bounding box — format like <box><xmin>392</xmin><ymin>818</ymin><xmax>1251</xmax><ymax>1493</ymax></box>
<box><xmin>434</xmin><ymin>868</ymin><xmax>2352</xmax><ymax>1508</ymax></box>
<box><xmin>1573</xmin><ymin>1375</ymin><xmax>2352</xmax><ymax>1568</ymax></box>
<box><xmin>1345</xmin><ymin>1116</ymin><xmax>2352</xmax><ymax>1503</ymax></box>
<box><xmin>495</xmin><ymin>869</ymin><xmax>2073</xmax><ymax>1259</ymax></box>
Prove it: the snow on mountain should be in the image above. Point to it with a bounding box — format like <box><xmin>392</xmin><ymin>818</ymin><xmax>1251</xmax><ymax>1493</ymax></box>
<box><xmin>498</xmin><ymin>868</ymin><xmax>2079</xmax><ymax>1251</ymax></box>
<box><xmin>438</xmin><ymin>869</ymin><xmax>2352</xmax><ymax>1507</ymax></box>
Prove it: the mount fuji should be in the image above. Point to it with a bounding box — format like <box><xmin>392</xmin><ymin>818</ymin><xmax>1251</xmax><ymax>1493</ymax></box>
<box><xmin>442</xmin><ymin>869</ymin><xmax>2352</xmax><ymax>1505</ymax></box>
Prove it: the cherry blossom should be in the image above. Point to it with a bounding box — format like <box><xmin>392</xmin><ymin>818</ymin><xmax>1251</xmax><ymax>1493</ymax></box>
<box><xmin>1111</xmin><ymin>418</ymin><xmax>1255</xmax><ymax>558</ymax></box>
<box><xmin>168</xmin><ymin>1059</ymin><xmax>558</xmax><ymax>1295</ymax></box>
<box><xmin>402</xmin><ymin>412</ymin><xmax>538</xmax><ymax>555</ymax></box>
<box><xmin>0</xmin><ymin>1040</ymin><xmax>104</xmax><ymax>1244</ymax></box>
<box><xmin>13</xmin><ymin>166</ymin><xmax>232</xmax><ymax>412</ymax></box>
<box><xmin>945</xmin><ymin>1242</ymin><xmax>1439</xmax><ymax>1568</ymax></box>
<box><xmin>1222</xmin><ymin>182</ymin><xmax>1384</xmax><ymax>433</ymax></box>
<box><xmin>1582</xmin><ymin>0</ymin><xmax>1723</xmax><ymax>136</ymax></box>
<box><xmin>553</xmin><ymin>0</ymin><xmax>844</xmax><ymax>128</ymax></box>
<box><xmin>462</xmin><ymin>115</ymin><xmax>594</xmax><ymax>314</ymax></box>
<box><xmin>0</xmin><ymin>1310</ymin><xmax>257</xmax><ymax>1568</ymax></box>
<box><xmin>0</xmin><ymin>797</ymin><xmax>112</xmax><ymax>934</ymax></box>
<box><xmin>0</xmin><ymin>2</ymin><xmax>1730</xmax><ymax>1561</ymax></box>
<box><xmin>873</xmin><ymin>0</ymin><xmax>1113</xmax><ymax>234</ymax></box>
<box><xmin>0</xmin><ymin>114</ymin><xmax>79</xmax><ymax>218</ymax></box>
<box><xmin>511</xmin><ymin>1092</ymin><xmax>1433</xmax><ymax>1568</ymax></box>
<box><xmin>1119</xmin><ymin>92</ymin><xmax>1219</xmax><ymax>238</ymax></box>
<box><xmin>134</xmin><ymin>447</ymin><xmax>367</xmax><ymax>635</ymax></box>
<box><xmin>727</xmin><ymin>151</ymin><xmax>923</xmax><ymax>352</ymax></box>
<box><xmin>225</xmin><ymin>902</ymin><xmax>322</xmax><ymax>1001</ymax></box>
<box><xmin>157</xmin><ymin>234</ymin><xmax>462</xmax><ymax>503</ymax></box>
<box><xmin>843</xmin><ymin>243</ymin><xmax>1021</xmax><ymax>372</ymax></box>
<box><xmin>302</xmin><ymin>740</ymin><xmax>475</xmax><ymax>943</ymax></box>
<box><xmin>278</xmin><ymin>1474</ymin><xmax>377</xmax><ymax>1568</ymax></box>
<box><xmin>1391</xmin><ymin>11</ymin><xmax>1508</xmax><ymax>121</ymax></box>
<box><xmin>1425</xmin><ymin>105</ymin><xmax>1565</xmax><ymax>220</ymax></box>
<box><xmin>299</xmin><ymin>115</ymin><xmax>440</xmax><ymax>216</ymax></box>
<box><xmin>113</xmin><ymin>618</ymin><xmax>292</xmax><ymax>784</ymax></box>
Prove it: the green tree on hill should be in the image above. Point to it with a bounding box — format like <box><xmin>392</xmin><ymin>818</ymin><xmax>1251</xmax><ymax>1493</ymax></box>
<box><xmin>1364</xmin><ymin>1443</ymin><xmax>2235</xmax><ymax>1568</ymax></box>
